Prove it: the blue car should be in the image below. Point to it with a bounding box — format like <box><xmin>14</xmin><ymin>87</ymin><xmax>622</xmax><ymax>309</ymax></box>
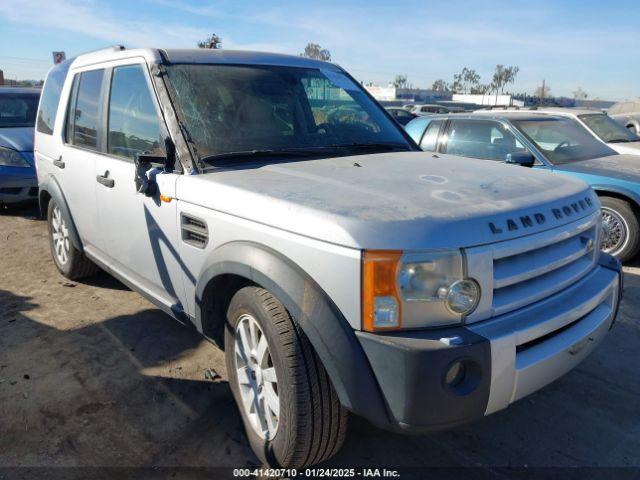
<box><xmin>0</xmin><ymin>87</ymin><xmax>40</xmax><ymax>207</ymax></box>
<box><xmin>405</xmin><ymin>111</ymin><xmax>640</xmax><ymax>261</ymax></box>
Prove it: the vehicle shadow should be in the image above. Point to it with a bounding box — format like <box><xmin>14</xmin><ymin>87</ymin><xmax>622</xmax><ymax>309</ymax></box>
<box><xmin>0</xmin><ymin>203</ymin><xmax>40</xmax><ymax>219</ymax></box>
<box><xmin>0</xmin><ymin>289</ymin><xmax>255</xmax><ymax>469</ymax></box>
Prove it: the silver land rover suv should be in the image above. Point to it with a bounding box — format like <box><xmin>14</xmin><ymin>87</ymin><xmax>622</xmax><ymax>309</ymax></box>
<box><xmin>35</xmin><ymin>46</ymin><xmax>623</xmax><ymax>468</ymax></box>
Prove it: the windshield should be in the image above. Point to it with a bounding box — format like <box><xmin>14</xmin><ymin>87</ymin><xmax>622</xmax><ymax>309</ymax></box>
<box><xmin>513</xmin><ymin>117</ymin><xmax>617</xmax><ymax>164</ymax></box>
<box><xmin>578</xmin><ymin>113</ymin><xmax>640</xmax><ymax>143</ymax></box>
<box><xmin>0</xmin><ymin>92</ymin><xmax>40</xmax><ymax>128</ymax></box>
<box><xmin>164</xmin><ymin>64</ymin><xmax>412</xmax><ymax>164</ymax></box>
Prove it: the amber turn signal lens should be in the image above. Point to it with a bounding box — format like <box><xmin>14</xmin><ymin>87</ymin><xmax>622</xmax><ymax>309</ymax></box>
<box><xmin>362</xmin><ymin>250</ymin><xmax>402</xmax><ymax>332</ymax></box>
<box><xmin>160</xmin><ymin>195</ymin><xmax>172</xmax><ymax>203</ymax></box>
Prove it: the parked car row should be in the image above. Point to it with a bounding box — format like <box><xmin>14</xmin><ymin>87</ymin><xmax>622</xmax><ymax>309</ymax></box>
<box><xmin>0</xmin><ymin>87</ymin><xmax>40</xmax><ymax>207</ymax></box>
<box><xmin>405</xmin><ymin>110</ymin><xmax>640</xmax><ymax>261</ymax></box>
<box><xmin>0</xmin><ymin>46</ymin><xmax>629</xmax><ymax>469</ymax></box>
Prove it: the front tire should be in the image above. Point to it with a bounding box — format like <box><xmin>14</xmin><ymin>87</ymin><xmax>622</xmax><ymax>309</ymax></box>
<box><xmin>600</xmin><ymin>196</ymin><xmax>639</xmax><ymax>262</ymax></box>
<box><xmin>225</xmin><ymin>286</ymin><xmax>348</xmax><ymax>468</ymax></box>
<box><xmin>47</xmin><ymin>199</ymin><xmax>99</xmax><ymax>279</ymax></box>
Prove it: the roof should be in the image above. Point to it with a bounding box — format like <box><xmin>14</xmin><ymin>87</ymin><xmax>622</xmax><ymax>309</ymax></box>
<box><xmin>161</xmin><ymin>49</ymin><xmax>338</xmax><ymax>70</ymax></box>
<box><xmin>534</xmin><ymin>107</ymin><xmax>605</xmax><ymax>117</ymax></box>
<box><xmin>471</xmin><ymin>110</ymin><xmax>566</xmax><ymax>121</ymax></box>
<box><xmin>0</xmin><ymin>86</ymin><xmax>40</xmax><ymax>95</ymax></box>
<box><xmin>70</xmin><ymin>46</ymin><xmax>339</xmax><ymax>71</ymax></box>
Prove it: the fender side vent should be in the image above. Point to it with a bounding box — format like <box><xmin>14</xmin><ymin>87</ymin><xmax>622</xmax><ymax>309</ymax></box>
<box><xmin>181</xmin><ymin>213</ymin><xmax>208</xmax><ymax>249</ymax></box>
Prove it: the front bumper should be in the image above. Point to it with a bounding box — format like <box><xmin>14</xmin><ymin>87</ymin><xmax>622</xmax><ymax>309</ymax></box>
<box><xmin>356</xmin><ymin>254</ymin><xmax>622</xmax><ymax>433</ymax></box>
<box><xmin>0</xmin><ymin>166</ymin><xmax>38</xmax><ymax>204</ymax></box>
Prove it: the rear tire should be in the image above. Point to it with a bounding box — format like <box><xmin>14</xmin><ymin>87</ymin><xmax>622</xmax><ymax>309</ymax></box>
<box><xmin>600</xmin><ymin>196</ymin><xmax>639</xmax><ymax>262</ymax></box>
<box><xmin>225</xmin><ymin>286</ymin><xmax>348</xmax><ymax>468</ymax></box>
<box><xmin>47</xmin><ymin>199</ymin><xmax>99</xmax><ymax>280</ymax></box>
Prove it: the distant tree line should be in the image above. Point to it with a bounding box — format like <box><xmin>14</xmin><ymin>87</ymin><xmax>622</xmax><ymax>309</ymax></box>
<box><xmin>426</xmin><ymin>64</ymin><xmax>520</xmax><ymax>96</ymax></box>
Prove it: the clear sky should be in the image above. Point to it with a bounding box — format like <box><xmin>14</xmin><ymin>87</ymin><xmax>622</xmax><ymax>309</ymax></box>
<box><xmin>0</xmin><ymin>0</ymin><xmax>638</xmax><ymax>101</ymax></box>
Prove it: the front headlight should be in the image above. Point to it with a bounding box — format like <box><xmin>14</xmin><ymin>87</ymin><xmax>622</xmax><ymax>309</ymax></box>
<box><xmin>362</xmin><ymin>250</ymin><xmax>480</xmax><ymax>332</ymax></box>
<box><xmin>0</xmin><ymin>147</ymin><xmax>30</xmax><ymax>167</ymax></box>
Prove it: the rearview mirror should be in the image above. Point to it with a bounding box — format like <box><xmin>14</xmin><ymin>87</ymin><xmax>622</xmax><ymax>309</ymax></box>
<box><xmin>505</xmin><ymin>151</ymin><xmax>535</xmax><ymax>167</ymax></box>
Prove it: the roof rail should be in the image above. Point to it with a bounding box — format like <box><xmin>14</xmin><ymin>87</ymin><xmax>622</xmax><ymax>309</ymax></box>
<box><xmin>77</xmin><ymin>45</ymin><xmax>126</xmax><ymax>58</ymax></box>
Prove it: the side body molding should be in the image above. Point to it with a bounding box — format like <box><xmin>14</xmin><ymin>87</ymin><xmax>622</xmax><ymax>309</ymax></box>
<box><xmin>38</xmin><ymin>174</ymin><xmax>83</xmax><ymax>252</ymax></box>
<box><xmin>194</xmin><ymin>241</ymin><xmax>391</xmax><ymax>427</ymax></box>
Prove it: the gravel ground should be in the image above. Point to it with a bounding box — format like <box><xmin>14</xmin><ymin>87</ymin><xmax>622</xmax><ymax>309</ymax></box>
<box><xmin>1</xmin><ymin>204</ymin><xmax>639</xmax><ymax>475</ymax></box>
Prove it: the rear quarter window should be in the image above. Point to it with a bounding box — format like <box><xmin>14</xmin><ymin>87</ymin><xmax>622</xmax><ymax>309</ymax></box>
<box><xmin>404</xmin><ymin>117</ymin><xmax>431</xmax><ymax>144</ymax></box>
<box><xmin>68</xmin><ymin>69</ymin><xmax>105</xmax><ymax>150</ymax></box>
<box><xmin>37</xmin><ymin>62</ymin><xmax>71</xmax><ymax>135</ymax></box>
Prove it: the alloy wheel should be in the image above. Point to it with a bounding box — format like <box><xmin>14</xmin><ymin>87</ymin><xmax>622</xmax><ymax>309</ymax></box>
<box><xmin>51</xmin><ymin>205</ymin><xmax>70</xmax><ymax>265</ymax></box>
<box><xmin>234</xmin><ymin>313</ymin><xmax>280</xmax><ymax>440</ymax></box>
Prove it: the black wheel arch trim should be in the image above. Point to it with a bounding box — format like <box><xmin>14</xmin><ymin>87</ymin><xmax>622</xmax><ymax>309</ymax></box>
<box><xmin>195</xmin><ymin>240</ymin><xmax>392</xmax><ymax>427</ymax></box>
<box><xmin>591</xmin><ymin>184</ymin><xmax>640</xmax><ymax>209</ymax></box>
<box><xmin>38</xmin><ymin>174</ymin><xmax>83</xmax><ymax>253</ymax></box>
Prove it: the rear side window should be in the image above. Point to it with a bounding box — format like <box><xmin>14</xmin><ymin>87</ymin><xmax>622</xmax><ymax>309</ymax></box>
<box><xmin>108</xmin><ymin>65</ymin><xmax>164</xmax><ymax>160</ymax></box>
<box><xmin>37</xmin><ymin>62</ymin><xmax>70</xmax><ymax>134</ymax></box>
<box><xmin>444</xmin><ymin>119</ymin><xmax>526</xmax><ymax>161</ymax></box>
<box><xmin>420</xmin><ymin>120</ymin><xmax>443</xmax><ymax>151</ymax></box>
<box><xmin>69</xmin><ymin>70</ymin><xmax>104</xmax><ymax>149</ymax></box>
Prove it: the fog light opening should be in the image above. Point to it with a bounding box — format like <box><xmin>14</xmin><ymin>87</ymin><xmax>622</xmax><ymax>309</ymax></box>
<box><xmin>443</xmin><ymin>358</ymin><xmax>482</xmax><ymax>396</ymax></box>
<box><xmin>445</xmin><ymin>361</ymin><xmax>466</xmax><ymax>388</ymax></box>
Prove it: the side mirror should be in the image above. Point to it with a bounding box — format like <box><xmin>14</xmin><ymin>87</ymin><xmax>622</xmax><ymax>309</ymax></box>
<box><xmin>136</xmin><ymin>137</ymin><xmax>176</xmax><ymax>169</ymax></box>
<box><xmin>135</xmin><ymin>138</ymin><xmax>176</xmax><ymax>197</ymax></box>
<box><xmin>505</xmin><ymin>151</ymin><xmax>535</xmax><ymax>167</ymax></box>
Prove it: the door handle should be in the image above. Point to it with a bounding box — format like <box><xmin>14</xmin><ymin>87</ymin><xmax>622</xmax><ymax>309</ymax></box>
<box><xmin>96</xmin><ymin>172</ymin><xmax>115</xmax><ymax>188</ymax></box>
<box><xmin>53</xmin><ymin>157</ymin><xmax>65</xmax><ymax>169</ymax></box>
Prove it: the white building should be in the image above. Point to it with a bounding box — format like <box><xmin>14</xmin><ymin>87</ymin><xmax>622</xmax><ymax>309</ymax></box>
<box><xmin>452</xmin><ymin>93</ymin><xmax>524</xmax><ymax>107</ymax></box>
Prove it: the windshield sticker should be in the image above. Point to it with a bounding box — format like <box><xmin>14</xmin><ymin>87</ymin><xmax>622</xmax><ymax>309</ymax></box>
<box><xmin>321</xmin><ymin>69</ymin><xmax>359</xmax><ymax>91</ymax></box>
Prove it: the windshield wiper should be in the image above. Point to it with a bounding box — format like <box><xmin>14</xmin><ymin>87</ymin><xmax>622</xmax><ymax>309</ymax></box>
<box><xmin>200</xmin><ymin>143</ymin><xmax>410</xmax><ymax>165</ymax></box>
<box><xmin>607</xmin><ymin>138</ymin><xmax>632</xmax><ymax>143</ymax></box>
<box><xmin>328</xmin><ymin>142</ymin><xmax>410</xmax><ymax>152</ymax></box>
<box><xmin>200</xmin><ymin>148</ymin><xmax>334</xmax><ymax>164</ymax></box>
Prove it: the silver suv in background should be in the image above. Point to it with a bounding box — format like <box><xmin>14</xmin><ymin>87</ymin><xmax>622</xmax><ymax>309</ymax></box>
<box><xmin>609</xmin><ymin>100</ymin><xmax>640</xmax><ymax>134</ymax></box>
<box><xmin>535</xmin><ymin>108</ymin><xmax>640</xmax><ymax>155</ymax></box>
<box><xmin>35</xmin><ymin>47</ymin><xmax>622</xmax><ymax>468</ymax></box>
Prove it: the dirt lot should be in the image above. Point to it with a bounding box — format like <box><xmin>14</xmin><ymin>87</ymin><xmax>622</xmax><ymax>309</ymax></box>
<box><xmin>1</xmin><ymin>205</ymin><xmax>639</xmax><ymax>475</ymax></box>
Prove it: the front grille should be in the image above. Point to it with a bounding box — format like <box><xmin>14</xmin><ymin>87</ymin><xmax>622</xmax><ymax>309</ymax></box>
<box><xmin>490</xmin><ymin>215</ymin><xmax>599</xmax><ymax>317</ymax></box>
<box><xmin>0</xmin><ymin>187</ymin><xmax>22</xmax><ymax>195</ymax></box>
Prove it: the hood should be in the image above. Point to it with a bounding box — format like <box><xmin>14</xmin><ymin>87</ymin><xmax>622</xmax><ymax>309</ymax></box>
<box><xmin>0</xmin><ymin>127</ymin><xmax>35</xmax><ymax>152</ymax></box>
<box><xmin>608</xmin><ymin>141</ymin><xmax>640</xmax><ymax>155</ymax></box>
<box><xmin>554</xmin><ymin>154</ymin><xmax>640</xmax><ymax>182</ymax></box>
<box><xmin>178</xmin><ymin>151</ymin><xmax>598</xmax><ymax>250</ymax></box>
